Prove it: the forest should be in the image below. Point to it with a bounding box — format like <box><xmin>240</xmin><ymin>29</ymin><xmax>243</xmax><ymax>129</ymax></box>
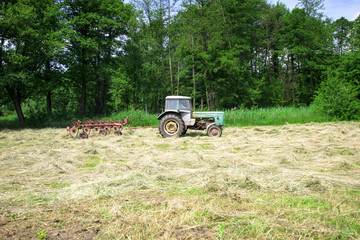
<box><xmin>1</xmin><ymin>0</ymin><xmax>360</xmax><ymax>125</ymax></box>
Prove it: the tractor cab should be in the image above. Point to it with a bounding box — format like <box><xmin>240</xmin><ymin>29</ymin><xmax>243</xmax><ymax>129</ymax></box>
<box><xmin>165</xmin><ymin>96</ymin><xmax>192</xmax><ymax>111</ymax></box>
<box><xmin>162</xmin><ymin>96</ymin><xmax>194</xmax><ymax>127</ymax></box>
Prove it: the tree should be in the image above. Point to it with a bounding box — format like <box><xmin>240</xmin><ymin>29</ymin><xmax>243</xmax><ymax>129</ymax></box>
<box><xmin>64</xmin><ymin>0</ymin><xmax>132</xmax><ymax>116</ymax></box>
<box><xmin>0</xmin><ymin>0</ymin><xmax>62</xmax><ymax>124</ymax></box>
<box><xmin>35</xmin><ymin>0</ymin><xmax>66</xmax><ymax>117</ymax></box>
<box><xmin>350</xmin><ymin>15</ymin><xmax>360</xmax><ymax>50</ymax></box>
<box><xmin>281</xmin><ymin>4</ymin><xmax>333</xmax><ymax>106</ymax></box>
<box><xmin>258</xmin><ymin>2</ymin><xmax>288</xmax><ymax>106</ymax></box>
<box><xmin>296</xmin><ymin>0</ymin><xmax>324</xmax><ymax>18</ymax></box>
<box><xmin>332</xmin><ymin>17</ymin><xmax>353</xmax><ymax>55</ymax></box>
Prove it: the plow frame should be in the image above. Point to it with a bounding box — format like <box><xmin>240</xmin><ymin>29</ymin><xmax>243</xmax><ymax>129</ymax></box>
<box><xmin>66</xmin><ymin>119</ymin><xmax>128</xmax><ymax>139</ymax></box>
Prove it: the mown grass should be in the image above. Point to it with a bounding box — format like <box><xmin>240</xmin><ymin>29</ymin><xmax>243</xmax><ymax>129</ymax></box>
<box><xmin>0</xmin><ymin>107</ymin><xmax>333</xmax><ymax>129</ymax></box>
<box><xmin>0</xmin><ymin>123</ymin><xmax>359</xmax><ymax>239</ymax></box>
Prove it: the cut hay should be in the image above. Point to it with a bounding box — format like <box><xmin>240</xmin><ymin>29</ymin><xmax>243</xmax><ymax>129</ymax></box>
<box><xmin>0</xmin><ymin>122</ymin><xmax>359</xmax><ymax>239</ymax></box>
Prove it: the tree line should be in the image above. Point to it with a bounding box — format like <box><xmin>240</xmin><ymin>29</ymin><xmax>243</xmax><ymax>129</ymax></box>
<box><xmin>1</xmin><ymin>0</ymin><xmax>359</xmax><ymax>124</ymax></box>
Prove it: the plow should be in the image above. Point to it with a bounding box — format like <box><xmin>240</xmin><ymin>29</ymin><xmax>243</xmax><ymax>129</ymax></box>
<box><xmin>66</xmin><ymin>119</ymin><xmax>128</xmax><ymax>139</ymax></box>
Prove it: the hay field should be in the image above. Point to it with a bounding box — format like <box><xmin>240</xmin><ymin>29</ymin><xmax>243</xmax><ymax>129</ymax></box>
<box><xmin>0</xmin><ymin>122</ymin><xmax>359</xmax><ymax>239</ymax></box>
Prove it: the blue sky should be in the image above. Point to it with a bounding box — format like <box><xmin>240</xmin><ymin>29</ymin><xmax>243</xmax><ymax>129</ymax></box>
<box><xmin>278</xmin><ymin>0</ymin><xmax>360</xmax><ymax>20</ymax></box>
<box><xmin>124</xmin><ymin>0</ymin><xmax>359</xmax><ymax>21</ymax></box>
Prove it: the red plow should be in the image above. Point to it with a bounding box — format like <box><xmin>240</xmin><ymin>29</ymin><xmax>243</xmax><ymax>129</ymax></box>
<box><xmin>66</xmin><ymin>119</ymin><xmax>128</xmax><ymax>139</ymax></box>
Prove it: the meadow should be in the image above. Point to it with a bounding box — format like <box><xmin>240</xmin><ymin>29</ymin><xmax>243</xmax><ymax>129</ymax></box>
<box><xmin>0</xmin><ymin>122</ymin><xmax>359</xmax><ymax>239</ymax></box>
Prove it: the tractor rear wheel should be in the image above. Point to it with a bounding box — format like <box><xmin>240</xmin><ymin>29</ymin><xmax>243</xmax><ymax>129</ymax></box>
<box><xmin>207</xmin><ymin>125</ymin><xmax>222</xmax><ymax>137</ymax></box>
<box><xmin>159</xmin><ymin>114</ymin><xmax>185</xmax><ymax>138</ymax></box>
<box><xmin>181</xmin><ymin>127</ymin><xmax>187</xmax><ymax>136</ymax></box>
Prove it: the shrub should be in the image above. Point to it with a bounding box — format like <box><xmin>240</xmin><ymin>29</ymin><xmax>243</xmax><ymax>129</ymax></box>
<box><xmin>312</xmin><ymin>77</ymin><xmax>360</xmax><ymax>120</ymax></box>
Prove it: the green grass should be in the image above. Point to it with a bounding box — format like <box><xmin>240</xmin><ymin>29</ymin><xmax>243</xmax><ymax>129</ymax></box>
<box><xmin>0</xmin><ymin>110</ymin><xmax>159</xmax><ymax>129</ymax></box>
<box><xmin>225</xmin><ymin>107</ymin><xmax>332</xmax><ymax>127</ymax></box>
<box><xmin>104</xmin><ymin>110</ymin><xmax>158</xmax><ymax>127</ymax></box>
<box><xmin>0</xmin><ymin>114</ymin><xmax>21</xmax><ymax>129</ymax></box>
<box><xmin>42</xmin><ymin>182</ymin><xmax>70</xmax><ymax>189</ymax></box>
<box><xmin>83</xmin><ymin>156</ymin><xmax>101</xmax><ymax>168</ymax></box>
<box><xmin>155</xmin><ymin>143</ymin><xmax>171</xmax><ymax>150</ymax></box>
<box><xmin>0</xmin><ymin>107</ymin><xmax>335</xmax><ymax>129</ymax></box>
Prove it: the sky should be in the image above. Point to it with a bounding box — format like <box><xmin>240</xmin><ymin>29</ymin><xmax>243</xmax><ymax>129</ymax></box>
<box><xmin>277</xmin><ymin>0</ymin><xmax>360</xmax><ymax>21</ymax></box>
<box><xmin>124</xmin><ymin>0</ymin><xmax>360</xmax><ymax>21</ymax></box>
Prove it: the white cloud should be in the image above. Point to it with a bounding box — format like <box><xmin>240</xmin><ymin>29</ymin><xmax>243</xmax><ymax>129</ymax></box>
<box><xmin>351</xmin><ymin>12</ymin><xmax>360</xmax><ymax>21</ymax></box>
<box><xmin>278</xmin><ymin>0</ymin><xmax>360</xmax><ymax>20</ymax></box>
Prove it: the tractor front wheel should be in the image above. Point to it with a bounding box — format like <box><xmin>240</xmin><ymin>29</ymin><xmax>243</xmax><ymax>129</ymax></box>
<box><xmin>159</xmin><ymin>114</ymin><xmax>185</xmax><ymax>138</ymax></box>
<box><xmin>207</xmin><ymin>125</ymin><xmax>222</xmax><ymax>137</ymax></box>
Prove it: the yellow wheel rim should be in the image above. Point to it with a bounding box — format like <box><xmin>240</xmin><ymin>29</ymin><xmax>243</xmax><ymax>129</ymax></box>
<box><xmin>164</xmin><ymin>120</ymin><xmax>179</xmax><ymax>134</ymax></box>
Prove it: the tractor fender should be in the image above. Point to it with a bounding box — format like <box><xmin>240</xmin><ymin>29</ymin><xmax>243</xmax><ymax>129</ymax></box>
<box><xmin>206</xmin><ymin>122</ymin><xmax>217</xmax><ymax>133</ymax></box>
<box><xmin>157</xmin><ymin>110</ymin><xmax>180</xmax><ymax>120</ymax></box>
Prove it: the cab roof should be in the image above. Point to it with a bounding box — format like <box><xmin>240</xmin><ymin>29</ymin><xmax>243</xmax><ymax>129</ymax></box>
<box><xmin>165</xmin><ymin>96</ymin><xmax>191</xmax><ymax>100</ymax></box>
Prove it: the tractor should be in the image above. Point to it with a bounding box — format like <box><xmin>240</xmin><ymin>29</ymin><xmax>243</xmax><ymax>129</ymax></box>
<box><xmin>157</xmin><ymin>96</ymin><xmax>224</xmax><ymax>138</ymax></box>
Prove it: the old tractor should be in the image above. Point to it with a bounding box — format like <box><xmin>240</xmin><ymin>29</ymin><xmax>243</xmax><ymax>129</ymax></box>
<box><xmin>157</xmin><ymin>96</ymin><xmax>224</xmax><ymax>138</ymax></box>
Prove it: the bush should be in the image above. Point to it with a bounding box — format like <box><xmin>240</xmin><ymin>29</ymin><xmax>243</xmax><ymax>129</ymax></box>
<box><xmin>312</xmin><ymin>77</ymin><xmax>360</xmax><ymax>120</ymax></box>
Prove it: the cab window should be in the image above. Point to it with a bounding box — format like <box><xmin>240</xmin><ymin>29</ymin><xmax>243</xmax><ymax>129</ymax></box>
<box><xmin>179</xmin><ymin>100</ymin><xmax>191</xmax><ymax>110</ymax></box>
<box><xmin>166</xmin><ymin>99</ymin><xmax>178</xmax><ymax>110</ymax></box>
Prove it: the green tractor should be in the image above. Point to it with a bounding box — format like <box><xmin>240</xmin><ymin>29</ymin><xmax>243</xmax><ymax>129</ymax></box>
<box><xmin>157</xmin><ymin>96</ymin><xmax>224</xmax><ymax>138</ymax></box>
